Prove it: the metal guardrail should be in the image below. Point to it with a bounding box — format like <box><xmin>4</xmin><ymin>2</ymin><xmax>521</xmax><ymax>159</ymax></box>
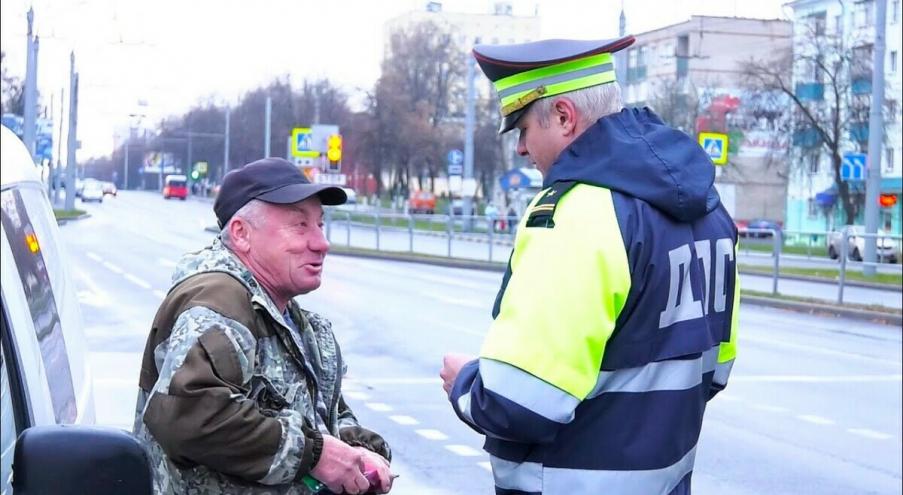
<box><xmin>325</xmin><ymin>209</ymin><xmax>901</xmax><ymax>303</ymax></box>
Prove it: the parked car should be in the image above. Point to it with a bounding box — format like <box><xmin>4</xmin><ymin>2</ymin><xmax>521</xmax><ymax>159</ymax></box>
<box><xmin>80</xmin><ymin>180</ymin><xmax>105</xmax><ymax>203</ymax></box>
<box><xmin>102</xmin><ymin>181</ymin><xmax>117</xmax><ymax>197</ymax></box>
<box><xmin>827</xmin><ymin>225</ymin><xmax>899</xmax><ymax>263</ymax></box>
<box><xmin>745</xmin><ymin>218</ymin><xmax>782</xmax><ymax>238</ymax></box>
<box><xmin>163</xmin><ymin>174</ymin><xmax>188</xmax><ymax>200</ymax></box>
<box><xmin>1</xmin><ymin>125</ymin><xmax>153</xmax><ymax>494</ymax></box>
<box><xmin>410</xmin><ymin>190</ymin><xmax>436</xmax><ymax>214</ymax></box>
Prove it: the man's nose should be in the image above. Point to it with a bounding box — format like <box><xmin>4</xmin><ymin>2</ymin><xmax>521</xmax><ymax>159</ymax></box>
<box><xmin>516</xmin><ymin>136</ymin><xmax>528</xmax><ymax>156</ymax></box>
<box><xmin>312</xmin><ymin>227</ymin><xmax>330</xmax><ymax>252</ymax></box>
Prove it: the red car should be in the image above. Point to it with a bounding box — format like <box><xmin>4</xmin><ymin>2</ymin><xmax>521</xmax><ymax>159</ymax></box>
<box><xmin>163</xmin><ymin>175</ymin><xmax>188</xmax><ymax>200</ymax></box>
<box><xmin>409</xmin><ymin>190</ymin><xmax>436</xmax><ymax>214</ymax></box>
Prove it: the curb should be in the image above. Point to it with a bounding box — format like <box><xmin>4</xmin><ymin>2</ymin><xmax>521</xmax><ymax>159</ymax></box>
<box><xmin>328</xmin><ymin>246</ymin><xmax>901</xmax><ymax>326</ymax></box>
<box><xmin>56</xmin><ymin>212</ymin><xmax>91</xmax><ymax>225</ymax></box>
<box><xmin>739</xmin><ymin>295</ymin><xmax>902</xmax><ymax>326</ymax></box>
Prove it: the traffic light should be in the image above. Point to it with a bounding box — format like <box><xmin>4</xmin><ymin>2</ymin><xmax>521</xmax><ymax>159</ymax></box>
<box><xmin>879</xmin><ymin>193</ymin><xmax>897</xmax><ymax>208</ymax></box>
<box><xmin>190</xmin><ymin>168</ymin><xmax>200</xmax><ymax>180</ymax></box>
<box><xmin>326</xmin><ymin>134</ymin><xmax>342</xmax><ymax>171</ymax></box>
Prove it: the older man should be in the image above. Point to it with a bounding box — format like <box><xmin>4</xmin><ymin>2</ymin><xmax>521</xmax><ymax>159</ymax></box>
<box><xmin>134</xmin><ymin>158</ymin><xmax>393</xmax><ymax>494</ymax></box>
<box><xmin>441</xmin><ymin>36</ymin><xmax>739</xmax><ymax>494</ymax></box>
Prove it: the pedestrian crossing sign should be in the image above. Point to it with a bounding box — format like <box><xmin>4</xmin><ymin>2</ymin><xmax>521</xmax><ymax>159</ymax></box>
<box><xmin>698</xmin><ymin>132</ymin><xmax>729</xmax><ymax>165</ymax></box>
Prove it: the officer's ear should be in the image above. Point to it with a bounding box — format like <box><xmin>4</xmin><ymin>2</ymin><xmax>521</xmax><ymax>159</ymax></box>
<box><xmin>228</xmin><ymin>216</ymin><xmax>254</xmax><ymax>253</ymax></box>
<box><xmin>551</xmin><ymin>97</ymin><xmax>579</xmax><ymax>137</ymax></box>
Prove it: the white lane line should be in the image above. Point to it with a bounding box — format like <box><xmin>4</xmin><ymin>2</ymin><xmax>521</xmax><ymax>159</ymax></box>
<box><xmin>124</xmin><ymin>273</ymin><xmax>152</xmax><ymax>289</ymax></box>
<box><xmin>365</xmin><ymin>402</ymin><xmax>393</xmax><ymax>412</ymax></box>
<box><xmin>389</xmin><ymin>415</ymin><xmax>420</xmax><ymax>426</ymax></box>
<box><xmin>86</xmin><ymin>251</ymin><xmax>103</xmax><ymax>262</ymax></box>
<box><xmin>415</xmin><ymin>429</ymin><xmax>449</xmax><ymax>441</ymax></box>
<box><xmin>749</xmin><ymin>404</ymin><xmax>788</xmax><ymax>414</ymax></box>
<box><xmin>158</xmin><ymin>258</ymin><xmax>177</xmax><ymax>268</ymax></box>
<box><xmin>350</xmin><ymin>377</ymin><xmax>440</xmax><ymax>385</ymax></box>
<box><xmin>733</xmin><ymin>374</ymin><xmax>902</xmax><ymax>383</ymax></box>
<box><xmin>741</xmin><ymin>334</ymin><xmax>901</xmax><ymax>367</ymax></box>
<box><xmin>153</xmin><ymin>290</ymin><xmax>167</xmax><ymax>299</ymax></box>
<box><xmin>344</xmin><ymin>391</ymin><xmax>370</xmax><ymax>401</ymax></box>
<box><xmin>102</xmin><ymin>261</ymin><xmax>124</xmax><ymax>274</ymax></box>
<box><xmin>847</xmin><ymin>428</ymin><xmax>893</xmax><ymax>440</ymax></box>
<box><xmin>445</xmin><ymin>445</ymin><xmax>482</xmax><ymax>457</ymax></box>
<box><xmin>797</xmin><ymin>414</ymin><xmax>836</xmax><ymax>426</ymax></box>
<box><xmin>478</xmin><ymin>461</ymin><xmax>492</xmax><ymax>472</ymax></box>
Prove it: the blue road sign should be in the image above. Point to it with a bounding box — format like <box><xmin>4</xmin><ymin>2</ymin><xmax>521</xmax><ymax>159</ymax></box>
<box><xmin>697</xmin><ymin>132</ymin><xmax>728</xmax><ymax>165</ymax></box>
<box><xmin>447</xmin><ymin>149</ymin><xmax>464</xmax><ymax>166</ymax></box>
<box><xmin>841</xmin><ymin>153</ymin><xmax>866</xmax><ymax>181</ymax></box>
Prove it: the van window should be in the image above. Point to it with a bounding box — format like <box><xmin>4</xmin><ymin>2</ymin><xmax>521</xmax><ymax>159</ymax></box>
<box><xmin>0</xmin><ymin>188</ymin><xmax>76</xmax><ymax>423</ymax></box>
<box><xmin>167</xmin><ymin>180</ymin><xmax>186</xmax><ymax>188</ymax></box>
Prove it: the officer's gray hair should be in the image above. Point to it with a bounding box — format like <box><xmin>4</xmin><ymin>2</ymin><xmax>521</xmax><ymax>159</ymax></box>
<box><xmin>220</xmin><ymin>199</ymin><xmax>269</xmax><ymax>250</ymax></box>
<box><xmin>531</xmin><ymin>82</ymin><xmax>623</xmax><ymax>129</ymax></box>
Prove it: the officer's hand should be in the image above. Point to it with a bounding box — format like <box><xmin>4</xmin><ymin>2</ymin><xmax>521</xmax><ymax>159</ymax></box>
<box><xmin>310</xmin><ymin>436</ymin><xmax>370</xmax><ymax>494</ymax></box>
<box><xmin>440</xmin><ymin>353</ymin><xmax>475</xmax><ymax>395</ymax></box>
<box><xmin>354</xmin><ymin>446</ymin><xmax>394</xmax><ymax>493</ymax></box>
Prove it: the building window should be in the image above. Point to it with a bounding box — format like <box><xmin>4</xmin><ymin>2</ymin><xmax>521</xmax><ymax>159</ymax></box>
<box><xmin>835</xmin><ymin>14</ymin><xmax>844</xmax><ymax>34</ymax></box>
<box><xmin>676</xmin><ymin>35</ymin><xmax>689</xmax><ymax>78</ymax></box>
<box><xmin>888</xmin><ymin>100</ymin><xmax>899</xmax><ymax>123</ymax></box>
<box><xmin>808</xmin><ymin>153</ymin><xmax>820</xmax><ymax>174</ymax></box>
<box><xmin>854</xmin><ymin>0</ymin><xmax>875</xmax><ymax>27</ymax></box>
<box><xmin>893</xmin><ymin>0</ymin><xmax>901</xmax><ymax>23</ymax></box>
<box><xmin>808</xmin><ymin>198</ymin><xmax>818</xmax><ymax>218</ymax></box>
<box><xmin>891</xmin><ymin>50</ymin><xmax>899</xmax><ymax>73</ymax></box>
<box><xmin>809</xmin><ymin>12</ymin><xmax>827</xmax><ymax>36</ymax></box>
<box><xmin>886</xmin><ymin>147</ymin><xmax>896</xmax><ymax>174</ymax></box>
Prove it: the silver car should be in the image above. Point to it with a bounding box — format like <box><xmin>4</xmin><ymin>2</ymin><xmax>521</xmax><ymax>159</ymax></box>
<box><xmin>827</xmin><ymin>225</ymin><xmax>899</xmax><ymax>263</ymax></box>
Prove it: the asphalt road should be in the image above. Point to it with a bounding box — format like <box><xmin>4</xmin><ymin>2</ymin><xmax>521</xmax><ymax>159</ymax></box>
<box><xmin>61</xmin><ymin>191</ymin><xmax>902</xmax><ymax>494</ymax></box>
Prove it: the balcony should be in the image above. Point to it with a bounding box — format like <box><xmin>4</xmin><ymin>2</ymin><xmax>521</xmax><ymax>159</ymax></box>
<box><xmin>795</xmin><ymin>82</ymin><xmax>825</xmax><ymax>101</ymax></box>
<box><xmin>851</xmin><ymin>73</ymin><xmax>872</xmax><ymax>95</ymax></box>
<box><xmin>793</xmin><ymin>127</ymin><xmax>822</xmax><ymax>148</ymax></box>
<box><xmin>849</xmin><ymin>122</ymin><xmax>869</xmax><ymax>143</ymax></box>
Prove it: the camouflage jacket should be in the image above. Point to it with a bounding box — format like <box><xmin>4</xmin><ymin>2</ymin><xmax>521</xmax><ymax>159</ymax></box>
<box><xmin>134</xmin><ymin>238</ymin><xmax>390</xmax><ymax>494</ymax></box>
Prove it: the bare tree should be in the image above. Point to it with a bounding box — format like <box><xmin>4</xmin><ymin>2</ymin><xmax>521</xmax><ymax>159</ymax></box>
<box><xmin>647</xmin><ymin>77</ymin><xmax>700</xmax><ymax>135</ymax></box>
<box><xmin>741</xmin><ymin>17</ymin><xmax>877</xmax><ymax>225</ymax></box>
<box><xmin>1</xmin><ymin>51</ymin><xmax>26</xmax><ymax>115</ymax></box>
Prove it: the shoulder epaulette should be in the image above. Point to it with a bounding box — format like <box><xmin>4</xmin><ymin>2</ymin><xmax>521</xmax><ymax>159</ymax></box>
<box><xmin>525</xmin><ymin>181</ymin><xmax>578</xmax><ymax>228</ymax></box>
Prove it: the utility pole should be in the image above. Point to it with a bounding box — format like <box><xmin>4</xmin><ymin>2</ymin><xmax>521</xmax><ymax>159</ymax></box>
<box><xmin>64</xmin><ymin>52</ymin><xmax>78</xmax><ymax>211</ymax></box>
<box><xmin>264</xmin><ymin>96</ymin><xmax>272</xmax><ymax>157</ymax></box>
<box><xmin>223</xmin><ymin>106</ymin><xmax>231</xmax><ymax>176</ymax></box>
<box><xmin>187</xmin><ymin>116</ymin><xmax>193</xmax><ymax>174</ymax></box>
<box><xmin>463</xmin><ymin>48</ymin><xmax>476</xmax><ymax>229</ymax></box>
<box><xmin>617</xmin><ymin>1</ymin><xmax>627</xmax><ymax>80</ymax></box>
<box><xmin>24</xmin><ymin>8</ymin><xmax>38</xmax><ymax>160</ymax></box>
<box><xmin>54</xmin><ymin>88</ymin><xmax>64</xmax><ymax>206</ymax></box>
<box><xmin>863</xmin><ymin>0</ymin><xmax>887</xmax><ymax>276</ymax></box>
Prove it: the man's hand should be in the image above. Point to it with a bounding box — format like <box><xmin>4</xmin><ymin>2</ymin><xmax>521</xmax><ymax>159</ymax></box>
<box><xmin>355</xmin><ymin>446</ymin><xmax>394</xmax><ymax>493</ymax></box>
<box><xmin>310</xmin><ymin>436</ymin><xmax>370</xmax><ymax>494</ymax></box>
<box><xmin>440</xmin><ymin>353</ymin><xmax>475</xmax><ymax>395</ymax></box>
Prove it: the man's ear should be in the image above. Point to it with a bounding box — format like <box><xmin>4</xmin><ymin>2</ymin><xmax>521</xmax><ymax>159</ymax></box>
<box><xmin>229</xmin><ymin>218</ymin><xmax>252</xmax><ymax>253</ymax></box>
<box><xmin>552</xmin><ymin>97</ymin><xmax>579</xmax><ymax>137</ymax></box>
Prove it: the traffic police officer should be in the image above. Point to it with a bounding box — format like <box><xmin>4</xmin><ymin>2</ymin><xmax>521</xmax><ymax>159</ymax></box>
<box><xmin>440</xmin><ymin>35</ymin><xmax>739</xmax><ymax>495</ymax></box>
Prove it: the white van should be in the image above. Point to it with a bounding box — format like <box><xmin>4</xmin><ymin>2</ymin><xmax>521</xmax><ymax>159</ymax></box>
<box><xmin>1</xmin><ymin>126</ymin><xmax>152</xmax><ymax>493</ymax></box>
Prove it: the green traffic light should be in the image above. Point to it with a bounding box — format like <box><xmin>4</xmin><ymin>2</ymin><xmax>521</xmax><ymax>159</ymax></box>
<box><xmin>190</xmin><ymin>170</ymin><xmax>200</xmax><ymax>180</ymax></box>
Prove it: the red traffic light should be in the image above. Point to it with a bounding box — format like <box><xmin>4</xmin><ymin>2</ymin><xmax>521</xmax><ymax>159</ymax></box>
<box><xmin>878</xmin><ymin>193</ymin><xmax>897</xmax><ymax>208</ymax></box>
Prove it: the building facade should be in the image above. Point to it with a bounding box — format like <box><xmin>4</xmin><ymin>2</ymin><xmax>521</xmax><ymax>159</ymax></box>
<box><xmin>620</xmin><ymin>16</ymin><xmax>793</xmax><ymax>223</ymax></box>
<box><xmin>785</xmin><ymin>0</ymin><xmax>902</xmax><ymax>237</ymax></box>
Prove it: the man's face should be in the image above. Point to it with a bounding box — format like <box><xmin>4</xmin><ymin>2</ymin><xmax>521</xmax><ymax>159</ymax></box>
<box><xmin>514</xmin><ymin>104</ymin><xmax>569</xmax><ymax>176</ymax></box>
<box><xmin>246</xmin><ymin>197</ymin><xmax>329</xmax><ymax>299</ymax></box>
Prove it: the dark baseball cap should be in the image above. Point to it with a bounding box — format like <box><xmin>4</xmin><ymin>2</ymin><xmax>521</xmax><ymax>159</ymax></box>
<box><xmin>214</xmin><ymin>157</ymin><xmax>346</xmax><ymax>228</ymax></box>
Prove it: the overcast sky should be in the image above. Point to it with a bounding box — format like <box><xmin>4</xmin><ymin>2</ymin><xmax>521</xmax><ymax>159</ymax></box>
<box><xmin>1</xmin><ymin>0</ymin><xmax>789</xmax><ymax>159</ymax></box>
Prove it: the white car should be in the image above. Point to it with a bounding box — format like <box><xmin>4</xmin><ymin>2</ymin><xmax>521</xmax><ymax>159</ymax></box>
<box><xmin>1</xmin><ymin>126</ymin><xmax>152</xmax><ymax>494</ymax></box>
<box><xmin>80</xmin><ymin>180</ymin><xmax>105</xmax><ymax>203</ymax></box>
<box><xmin>827</xmin><ymin>225</ymin><xmax>899</xmax><ymax>263</ymax></box>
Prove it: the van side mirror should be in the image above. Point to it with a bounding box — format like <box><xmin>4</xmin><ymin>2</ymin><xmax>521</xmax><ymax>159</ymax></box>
<box><xmin>13</xmin><ymin>425</ymin><xmax>153</xmax><ymax>495</ymax></box>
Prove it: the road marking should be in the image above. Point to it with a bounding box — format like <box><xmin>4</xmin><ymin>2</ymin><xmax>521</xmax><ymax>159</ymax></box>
<box><xmin>445</xmin><ymin>445</ymin><xmax>482</xmax><ymax>457</ymax></box>
<box><xmin>432</xmin><ymin>295</ymin><xmax>488</xmax><ymax>309</ymax></box>
<box><xmin>124</xmin><ymin>273</ymin><xmax>152</xmax><ymax>289</ymax></box>
<box><xmin>741</xmin><ymin>334</ymin><xmax>901</xmax><ymax>367</ymax></box>
<box><xmin>153</xmin><ymin>289</ymin><xmax>167</xmax><ymax>299</ymax></box>
<box><xmin>797</xmin><ymin>414</ymin><xmax>836</xmax><ymax>426</ymax></box>
<box><xmin>350</xmin><ymin>377</ymin><xmax>440</xmax><ymax>385</ymax></box>
<box><xmin>478</xmin><ymin>461</ymin><xmax>492</xmax><ymax>472</ymax></box>
<box><xmin>847</xmin><ymin>428</ymin><xmax>893</xmax><ymax>440</ymax></box>
<box><xmin>415</xmin><ymin>429</ymin><xmax>449</xmax><ymax>441</ymax></box>
<box><xmin>389</xmin><ymin>415</ymin><xmax>420</xmax><ymax>426</ymax></box>
<box><xmin>158</xmin><ymin>258</ymin><xmax>177</xmax><ymax>268</ymax></box>
<box><xmin>102</xmin><ymin>261</ymin><xmax>124</xmax><ymax>274</ymax></box>
<box><xmin>344</xmin><ymin>391</ymin><xmax>370</xmax><ymax>401</ymax></box>
<box><xmin>749</xmin><ymin>404</ymin><xmax>788</xmax><ymax>413</ymax></box>
<box><xmin>733</xmin><ymin>374</ymin><xmax>902</xmax><ymax>383</ymax></box>
<box><xmin>86</xmin><ymin>251</ymin><xmax>103</xmax><ymax>262</ymax></box>
<box><xmin>77</xmin><ymin>290</ymin><xmax>110</xmax><ymax>308</ymax></box>
<box><xmin>365</xmin><ymin>402</ymin><xmax>393</xmax><ymax>412</ymax></box>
